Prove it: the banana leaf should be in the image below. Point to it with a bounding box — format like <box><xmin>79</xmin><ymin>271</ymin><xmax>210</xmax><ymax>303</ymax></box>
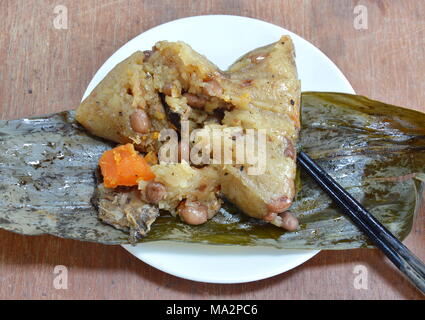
<box><xmin>0</xmin><ymin>92</ymin><xmax>424</xmax><ymax>249</ymax></box>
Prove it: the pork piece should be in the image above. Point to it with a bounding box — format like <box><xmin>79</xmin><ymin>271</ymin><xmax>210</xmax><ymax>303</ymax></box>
<box><xmin>93</xmin><ymin>185</ymin><xmax>159</xmax><ymax>243</ymax></box>
<box><xmin>76</xmin><ymin>51</ymin><xmax>172</xmax><ymax>153</ymax></box>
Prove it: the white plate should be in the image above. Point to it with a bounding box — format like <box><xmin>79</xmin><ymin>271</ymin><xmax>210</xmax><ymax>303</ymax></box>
<box><xmin>82</xmin><ymin>15</ymin><xmax>355</xmax><ymax>284</ymax></box>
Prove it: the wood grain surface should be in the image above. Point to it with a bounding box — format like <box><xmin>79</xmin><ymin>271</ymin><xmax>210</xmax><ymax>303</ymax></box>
<box><xmin>1</xmin><ymin>0</ymin><xmax>424</xmax><ymax>300</ymax></box>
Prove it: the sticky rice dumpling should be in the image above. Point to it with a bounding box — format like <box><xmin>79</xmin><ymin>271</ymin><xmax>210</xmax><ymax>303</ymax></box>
<box><xmin>76</xmin><ymin>36</ymin><xmax>301</xmax><ymax>240</ymax></box>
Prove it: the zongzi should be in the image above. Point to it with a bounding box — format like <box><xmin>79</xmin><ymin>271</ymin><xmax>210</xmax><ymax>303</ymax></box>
<box><xmin>76</xmin><ymin>36</ymin><xmax>301</xmax><ymax>238</ymax></box>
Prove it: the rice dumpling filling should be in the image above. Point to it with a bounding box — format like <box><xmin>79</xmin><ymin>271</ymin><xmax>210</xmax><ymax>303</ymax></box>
<box><xmin>76</xmin><ymin>36</ymin><xmax>301</xmax><ymax>241</ymax></box>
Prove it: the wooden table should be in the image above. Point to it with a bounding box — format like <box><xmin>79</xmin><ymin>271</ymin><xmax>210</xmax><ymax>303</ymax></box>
<box><xmin>1</xmin><ymin>0</ymin><xmax>424</xmax><ymax>300</ymax></box>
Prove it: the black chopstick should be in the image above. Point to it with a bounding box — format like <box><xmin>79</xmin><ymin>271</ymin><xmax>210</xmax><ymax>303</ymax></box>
<box><xmin>298</xmin><ymin>151</ymin><xmax>425</xmax><ymax>295</ymax></box>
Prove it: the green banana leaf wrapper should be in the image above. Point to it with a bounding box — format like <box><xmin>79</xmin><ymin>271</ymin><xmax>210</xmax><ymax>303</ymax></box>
<box><xmin>0</xmin><ymin>92</ymin><xmax>424</xmax><ymax>249</ymax></box>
